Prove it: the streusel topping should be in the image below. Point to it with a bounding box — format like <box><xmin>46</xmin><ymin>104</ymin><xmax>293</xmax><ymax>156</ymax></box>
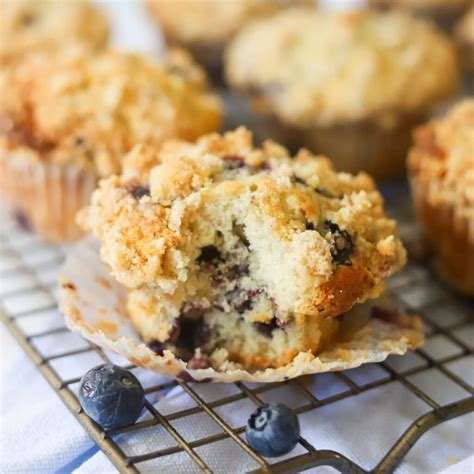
<box><xmin>408</xmin><ymin>99</ymin><xmax>474</xmax><ymax>218</ymax></box>
<box><xmin>0</xmin><ymin>0</ymin><xmax>108</xmax><ymax>64</ymax></box>
<box><xmin>80</xmin><ymin>128</ymin><xmax>406</xmax><ymax>323</ymax></box>
<box><xmin>226</xmin><ymin>8</ymin><xmax>457</xmax><ymax>127</ymax></box>
<box><xmin>0</xmin><ymin>46</ymin><xmax>222</xmax><ymax>177</ymax></box>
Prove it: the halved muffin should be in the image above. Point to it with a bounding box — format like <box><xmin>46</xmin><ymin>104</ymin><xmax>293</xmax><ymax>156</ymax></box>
<box><xmin>80</xmin><ymin>128</ymin><xmax>407</xmax><ymax>370</ymax></box>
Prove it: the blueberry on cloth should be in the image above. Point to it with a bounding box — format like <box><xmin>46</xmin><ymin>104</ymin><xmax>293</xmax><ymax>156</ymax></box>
<box><xmin>246</xmin><ymin>403</ymin><xmax>300</xmax><ymax>457</ymax></box>
<box><xmin>79</xmin><ymin>364</ymin><xmax>145</xmax><ymax>430</ymax></box>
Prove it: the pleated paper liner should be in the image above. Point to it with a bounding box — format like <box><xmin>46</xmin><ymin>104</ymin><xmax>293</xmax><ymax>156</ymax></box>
<box><xmin>59</xmin><ymin>237</ymin><xmax>424</xmax><ymax>383</ymax></box>
<box><xmin>0</xmin><ymin>151</ymin><xmax>96</xmax><ymax>243</ymax></box>
<box><xmin>410</xmin><ymin>174</ymin><xmax>474</xmax><ymax>296</ymax></box>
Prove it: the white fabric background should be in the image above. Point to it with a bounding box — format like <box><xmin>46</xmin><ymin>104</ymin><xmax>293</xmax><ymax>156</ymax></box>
<box><xmin>1</xmin><ymin>1</ymin><xmax>473</xmax><ymax>473</ymax></box>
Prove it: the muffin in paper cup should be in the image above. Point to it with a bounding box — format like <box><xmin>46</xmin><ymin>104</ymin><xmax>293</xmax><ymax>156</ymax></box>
<box><xmin>0</xmin><ymin>46</ymin><xmax>222</xmax><ymax>243</ymax></box>
<box><xmin>408</xmin><ymin>99</ymin><xmax>474</xmax><ymax>296</ymax></box>
<box><xmin>225</xmin><ymin>8</ymin><xmax>458</xmax><ymax>179</ymax></box>
<box><xmin>59</xmin><ymin>237</ymin><xmax>423</xmax><ymax>383</ymax></box>
<box><xmin>61</xmin><ymin>128</ymin><xmax>423</xmax><ymax>381</ymax></box>
<box><xmin>234</xmin><ymin>106</ymin><xmax>426</xmax><ymax>181</ymax></box>
<box><xmin>369</xmin><ymin>0</ymin><xmax>472</xmax><ymax>33</ymax></box>
<box><xmin>455</xmin><ymin>7</ymin><xmax>474</xmax><ymax>95</ymax></box>
<box><xmin>0</xmin><ymin>152</ymin><xmax>97</xmax><ymax>242</ymax></box>
<box><xmin>144</xmin><ymin>0</ymin><xmax>314</xmax><ymax>83</ymax></box>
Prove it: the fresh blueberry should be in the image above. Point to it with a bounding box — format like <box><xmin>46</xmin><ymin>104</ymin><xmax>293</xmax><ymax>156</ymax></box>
<box><xmin>78</xmin><ymin>364</ymin><xmax>145</xmax><ymax>430</ymax></box>
<box><xmin>246</xmin><ymin>403</ymin><xmax>300</xmax><ymax>457</ymax></box>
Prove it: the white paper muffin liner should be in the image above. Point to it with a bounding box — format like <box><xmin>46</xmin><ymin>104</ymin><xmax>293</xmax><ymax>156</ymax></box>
<box><xmin>0</xmin><ymin>151</ymin><xmax>97</xmax><ymax>243</ymax></box>
<box><xmin>59</xmin><ymin>237</ymin><xmax>424</xmax><ymax>383</ymax></box>
<box><xmin>409</xmin><ymin>174</ymin><xmax>474</xmax><ymax>295</ymax></box>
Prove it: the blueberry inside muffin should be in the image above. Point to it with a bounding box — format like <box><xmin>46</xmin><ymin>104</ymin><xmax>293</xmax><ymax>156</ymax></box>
<box><xmin>80</xmin><ymin>128</ymin><xmax>407</xmax><ymax>369</ymax></box>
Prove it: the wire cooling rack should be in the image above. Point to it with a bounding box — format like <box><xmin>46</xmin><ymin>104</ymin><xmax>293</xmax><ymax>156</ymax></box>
<box><xmin>1</xmin><ymin>194</ymin><xmax>473</xmax><ymax>474</ymax></box>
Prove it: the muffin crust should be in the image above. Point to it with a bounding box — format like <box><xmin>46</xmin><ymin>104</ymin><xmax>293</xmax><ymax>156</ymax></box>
<box><xmin>0</xmin><ymin>46</ymin><xmax>222</xmax><ymax>177</ymax></box>
<box><xmin>409</xmin><ymin>99</ymin><xmax>474</xmax><ymax>218</ymax></box>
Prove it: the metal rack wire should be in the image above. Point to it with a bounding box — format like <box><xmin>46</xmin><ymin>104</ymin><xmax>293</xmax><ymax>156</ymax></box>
<box><xmin>1</xmin><ymin>195</ymin><xmax>473</xmax><ymax>473</ymax></box>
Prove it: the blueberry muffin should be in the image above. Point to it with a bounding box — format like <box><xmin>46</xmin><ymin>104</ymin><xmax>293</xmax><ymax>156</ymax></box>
<box><xmin>0</xmin><ymin>47</ymin><xmax>222</xmax><ymax>242</ymax></box>
<box><xmin>369</xmin><ymin>0</ymin><xmax>472</xmax><ymax>32</ymax></box>
<box><xmin>144</xmin><ymin>0</ymin><xmax>314</xmax><ymax>82</ymax></box>
<box><xmin>408</xmin><ymin>99</ymin><xmax>474</xmax><ymax>296</ymax></box>
<box><xmin>79</xmin><ymin>128</ymin><xmax>407</xmax><ymax>370</ymax></box>
<box><xmin>0</xmin><ymin>0</ymin><xmax>109</xmax><ymax>64</ymax></box>
<box><xmin>225</xmin><ymin>8</ymin><xmax>458</xmax><ymax>179</ymax></box>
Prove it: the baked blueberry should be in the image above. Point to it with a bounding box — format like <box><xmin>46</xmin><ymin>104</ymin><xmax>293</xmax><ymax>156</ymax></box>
<box><xmin>197</xmin><ymin>245</ymin><xmax>222</xmax><ymax>264</ymax></box>
<box><xmin>79</xmin><ymin>364</ymin><xmax>145</xmax><ymax>430</ymax></box>
<box><xmin>325</xmin><ymin>220</ymin><xmax>354</xmax><ymax>265</ymax></box>
<box><xmin>246</xmin><ymin>403</ymin><xmax>300</xmax><ymax>457</ymax></box>
<box><xmin>125</xmin><ymin>184</ymin><xmax>150</xmax><ymax>200</ymax></box>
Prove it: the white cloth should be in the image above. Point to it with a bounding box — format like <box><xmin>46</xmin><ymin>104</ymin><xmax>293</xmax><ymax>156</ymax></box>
<box><xmin>2</xmin><ymin>321</ymin><xmax>473</xmax><ymax>474</ymax></box>
<box><xmin>1</xmin><ymin>1</ymin><xmax>473</xmax><ymax>473</ymax></box>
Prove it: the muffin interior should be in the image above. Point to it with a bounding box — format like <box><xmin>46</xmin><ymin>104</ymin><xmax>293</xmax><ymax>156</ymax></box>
<box><xmin>133</xmin><ymin>209</ymin><xmax>361</xmax><ymax>369</ymax></box>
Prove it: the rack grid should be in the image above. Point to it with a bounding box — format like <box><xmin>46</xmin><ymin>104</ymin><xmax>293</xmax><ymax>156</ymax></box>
<box><xmin>1</xmin><ymin>195</ymin><xmax>473</xmax><ymax>474</ymax></box>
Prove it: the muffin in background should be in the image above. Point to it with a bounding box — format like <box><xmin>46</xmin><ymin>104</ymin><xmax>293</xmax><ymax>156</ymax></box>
<box><xmin>225</xmin><ymin>8</ymin><xmax>458</xmax><ymax>179</ymax></box>
<box><xmin>0</xmin><ymin>0</ymin><xmax>109</xmax><ymax>64</ymax></box>
<box><xmin>144</xmin><ymin>0</ymin><xmax>314</xmax><ymax>82</ymax></box>
<box><xmin>455</xmin><ymin>7</ymin><xmax>474</xmax><ymax>76</ymax></box>
<box><xmin>369</xmin><ymin>0</ymin><xmax>472</xmax><ymax>32</ymax></box>
<box><xmin>0</xmin><ymin>47</ymin><xmax>222</xmax><ymax>243</ymax></box>
<box><xmin>408</xmin><ymin>99</ymin><xmax>474</xmax><ymax>296</ymax></box>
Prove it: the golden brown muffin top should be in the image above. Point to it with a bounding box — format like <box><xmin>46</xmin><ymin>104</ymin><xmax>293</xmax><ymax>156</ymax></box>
<box><xmin>0</xmin><ymin>46</ymin><xmax>222</xmax><ymax>177</ymax></box>
<box><xmin>226</xmin><ymin>8</ymin><xmax>458</xmax><ymax>128</ymax></box>
<box><xmin>80</xmin><ymin>127</ymin><xmax>406</xmax><ymax>322</ymax></box>
<box><xmin>145</xmin><ymin>0</ymin><xmax>314</xmax><ymax>44</ymax></box>
<box><xmin>408</xmin><ymin>99</ymin><xmax>474</xmax><ymax>217</ymax></box>
<box><xmin>0</xmin><ymin>0</ymin><xmax>109</xmax><ymax>64</ymax></box>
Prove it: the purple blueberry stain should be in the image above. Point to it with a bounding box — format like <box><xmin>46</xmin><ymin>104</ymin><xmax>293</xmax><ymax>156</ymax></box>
<box><xmin>13</xmin><ymin>208</ymin><xmax>32</xmax><ymax>232</ymax></box>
